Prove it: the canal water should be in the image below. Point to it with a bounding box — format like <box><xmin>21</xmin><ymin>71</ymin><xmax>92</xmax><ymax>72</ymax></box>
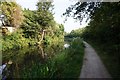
<box><xmin>1</xmin><ymin>42</ymin><xmax>70</xmax><ymax>78</ymax></box>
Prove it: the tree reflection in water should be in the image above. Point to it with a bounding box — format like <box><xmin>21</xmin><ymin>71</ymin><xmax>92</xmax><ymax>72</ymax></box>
<box><xmin>2</xmin><ymin>43</ymin><xmax>64</xmax><ymax>78</ymax></box>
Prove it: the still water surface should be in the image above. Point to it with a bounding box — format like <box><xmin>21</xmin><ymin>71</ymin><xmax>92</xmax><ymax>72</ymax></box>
<box><xmin>2</xmin><ymin>43</ymin><xmax>70</xmax><ymax>78</ymax></box>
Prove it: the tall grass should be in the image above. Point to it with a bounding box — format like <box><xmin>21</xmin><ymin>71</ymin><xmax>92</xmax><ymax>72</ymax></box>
<box><xmin>54</xmin><ymin>37</ymin><xmax>84</xmax><ymax>78</ymax></box>
<box><xmin>19</xmin><ymin>37</ymin><xmax>84</xmax><ymax>78</ymax></box>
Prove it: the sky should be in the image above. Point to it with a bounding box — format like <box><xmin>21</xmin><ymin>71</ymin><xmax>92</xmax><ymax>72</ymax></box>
<box><xmin>16</xmin><ymin>0</ymin><xmax>88</xmax><ymax>33</ymax></box>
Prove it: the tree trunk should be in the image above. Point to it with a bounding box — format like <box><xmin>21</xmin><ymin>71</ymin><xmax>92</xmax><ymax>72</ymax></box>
<box><xmin>39</xmin><ymin>30</ymin><xmax>45</xmax><ymax>43</ymax></box>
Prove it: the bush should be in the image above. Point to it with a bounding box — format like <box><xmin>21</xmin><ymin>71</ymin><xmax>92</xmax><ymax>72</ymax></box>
<box><xmin>18</xmin><ymin>37</ymin><xmax>84</xmax><ymax>78</ymax></box>
<box><xmin>1</xmin><ymin>30</ymin><xmax>36</xmax><ymax>51</ymax></box>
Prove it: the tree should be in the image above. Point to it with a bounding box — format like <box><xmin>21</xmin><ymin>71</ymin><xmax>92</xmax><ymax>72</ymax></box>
<box><xmin>63</xmin><ymin>2</ymin><xmax>101</xmax><ymax>23</ymax></box>
<box><xmin>21</xmin><ymin>9</ymin><xmax>40</xmax><ymax>38</ymax></box>
<box><xmin>63</xmin><ymin>2</ymin><xmax>120</xmax><ymax>44</ymax></box>
<box><xmin>21</xmin><ymin>2</ymin><xmax>64</xmax><ymax>45</ymax></box>
<box><xmin>36</xmin><ymin>2</ymin><xmax>54</xmax><ymax>28</ymax></box>
<box><xmin>35</xmin><ymin>2</ymin><xmax>55</xmax><ymax>43</ymax></box>
<box><xmin>0</xmin><ymin>1</ymin><xmax>23</xmax><ymax>28</ymax></box>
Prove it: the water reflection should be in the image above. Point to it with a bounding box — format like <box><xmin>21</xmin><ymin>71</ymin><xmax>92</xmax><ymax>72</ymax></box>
<box><xmin>2</xmin><ymin>43</ymin><xmax>64</xmax><ymax>78</ymax></box>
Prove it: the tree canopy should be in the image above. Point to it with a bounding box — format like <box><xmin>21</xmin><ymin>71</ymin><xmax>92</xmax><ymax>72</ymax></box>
<box><xmin>0</xmin><ymin>2</ymin><xmax>23</xmax><ymax>28</ymax></box>
<box><xmin>64</xmin><ymin>2</ymin><xmax>120</xmax><ymax>77</ymax></box>
<box><xmin>63</xmin><ymin>2</ymin><xmax>101</xmax><ymax>23</ymax></box>
<box><xmin>64</xmin><ymin>2</ymin><xmax>120</xmax><ymax>44</ymax></box>
<box><xmin>21</xmin><ymin>1</ymin><xmax>64</xmax><ymax>45</ymax></box>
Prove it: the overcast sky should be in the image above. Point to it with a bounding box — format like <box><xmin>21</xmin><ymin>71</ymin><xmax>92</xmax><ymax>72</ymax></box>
<box><xmin>16</xmin><ymin>0</ymin><xmax>88</xmax><ymax>33</ymax></box>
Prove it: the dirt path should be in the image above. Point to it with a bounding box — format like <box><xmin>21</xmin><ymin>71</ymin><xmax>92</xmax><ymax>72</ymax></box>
<box><xmin>79</xmin><ymin>41</ymin><xmax>111</xmax><ymax>78</ymax></box>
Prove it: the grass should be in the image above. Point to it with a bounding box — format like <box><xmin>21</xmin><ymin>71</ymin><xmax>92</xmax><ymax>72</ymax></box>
<box><xmin>18</xmin><ymin>37</ymin><xmax>84</xmax><ymax>78</ymax></box>
<box><xmin>53</xmin><ymin>37</ymin><xmax>84</xmax><ymax>78</ymax></box>
<box><xmin>87</xmin><ymin>40</ymin><xmax>120</xmax><ymax>79</ymax></box>
<box><xmin>4</xmin><ymin>37</ymin><xmax>84</xmax><ymax>78</ymax></box>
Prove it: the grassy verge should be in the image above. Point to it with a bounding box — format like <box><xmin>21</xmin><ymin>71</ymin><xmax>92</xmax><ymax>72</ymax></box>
<box><xmin>53</xmin><ymin>37</ymin><xmax>84</xmax><ymax>78</ymax></box>
<box><xmin>19</xmin><ymin>37</ymin><xmax>84</xmax><ymax>78</ymax></box>
<box><xmin>87</xmin><ymin>40</ymin><xmax>120</xmax><ymax>79</ymax></box>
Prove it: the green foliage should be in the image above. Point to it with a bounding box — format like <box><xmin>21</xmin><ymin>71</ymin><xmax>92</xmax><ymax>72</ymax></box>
<box><xmin>2</xmin><ymin>30</ymin><xmax>36</xmax><ymax>51</ymax></box>
<box><xmin>87</xmin><ymin>41</ymin><xmax>120</xmax><ymax>78</ymax></box>
<box><xmin>81</xmin><ymin>3</ymin><xmax>120</xmax><ymax>44</ymax></box>
<box><xmin>36</xmin><ymin>2</ymin><xmax>54</xmax><ymax>27</ymax></box>
<box><xmin>19</xmin><ymin>37</ymin><xmax>84</xmax><ymax>78</ymax></box>
<box><xmin>81</xmin><ymin>3</ymin><xmax>120</xmax><ymax>78</ymax></box>
<box><xmin>0</xmin><ymin>1</ymin><xmax>23</xmax><ymax>27</ymax></box>
<box><xmin>53</xmin><ymin>37</ymin><xmax>84</xmax><ymax>78</ymax></box>
<box><xmin>20</xmin><ymin>61</ymin><xmax>57</xmax><ymax>78</ymax></box>
<box><xmin>21</xmin><ymin>9</ymin><xmax>40</xmax><ymax>39</ymax></box>
<box><xmin>63</xmin><ymin>2</ymin><xmax>100</xmax><ymax>23</ymax></box>
<box><xmin>65</xmin><ymin>2</ymin><xmax>120</xmax><ymax>78</ymax></box>
<box><xmin>2</xmin><ymin>1</ymin><xmax>64</xmax><ymax>51</ymax></box>
<box><xmin>65</xmin><ymin>28</ymin><xmax>85</xmax><ymax>38</ymax></box>
<box><xmin>21</xmin><ymin>2</ymin><xmax>64</xmax><ymax>45</ymax></box>
<box><xmin>2</xmin><ymin>1</ymin><xmax>66</xmax><ymax>79</ymax></box>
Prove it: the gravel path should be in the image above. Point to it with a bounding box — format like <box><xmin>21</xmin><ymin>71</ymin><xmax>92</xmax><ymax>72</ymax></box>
<box><xmin>79</xmin><ymin>41</ymin><xmax>111</xmax><ymax>78</ymax></box>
